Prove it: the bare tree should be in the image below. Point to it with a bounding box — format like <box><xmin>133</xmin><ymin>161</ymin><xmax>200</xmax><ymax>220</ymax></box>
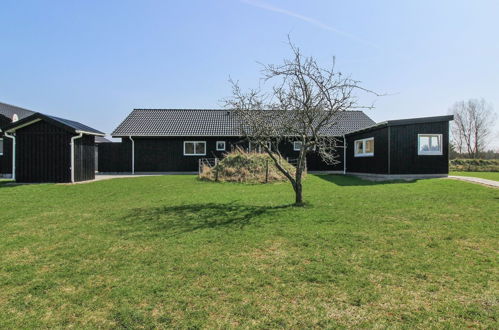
<box><xmin>450</xmin><ymin>99</ymin><xmax>497</xmax><ymax>158</ymax></box>
<box><xmin>224</xmin><ymin>39</ymin><xmax>377</xmax><ymax>206</ymax></box>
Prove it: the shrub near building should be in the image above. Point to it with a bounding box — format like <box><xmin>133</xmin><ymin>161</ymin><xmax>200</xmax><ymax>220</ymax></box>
<box><xmin>200</xmin><ymin>148</ymin><xmax>303</xmax><ymax>183</ymax></box>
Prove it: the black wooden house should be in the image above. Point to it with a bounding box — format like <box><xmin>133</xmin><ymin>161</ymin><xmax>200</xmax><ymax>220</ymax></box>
<box><xmin>0</xmin><ymin>102</ymin><xmax>35</xmax><ymax>177</ymax></box>
<box><xmin>103</xmin><ymin>109</ymin><xmax>453</xmax><ymax>178</ymax></box>
<box><xmin>3</xmin><ymin>112</ymin><xmax>104</xmax><ymax>183</ymax></box>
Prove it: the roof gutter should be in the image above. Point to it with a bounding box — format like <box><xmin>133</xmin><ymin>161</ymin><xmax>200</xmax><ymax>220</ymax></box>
<box><xmin>4</xmin><ymin>132</ymin><xmax>16</xmax><ymax>181</ymax></box>
<box><xmin>70</xmin><ymin>133</ymin><xmax>84</xmax><ymax>183</ymax></box>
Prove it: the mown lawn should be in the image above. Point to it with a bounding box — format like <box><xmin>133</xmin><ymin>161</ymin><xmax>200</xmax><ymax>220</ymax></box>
<box><xmin>0</xmin><ymin>175</ymin><xmax>497</xmax><ymax>328</ymax></box>
<box><xmin>450</xmin><ymin>171</ymin><xmax>499</xmax><ymax>181</ymax></box>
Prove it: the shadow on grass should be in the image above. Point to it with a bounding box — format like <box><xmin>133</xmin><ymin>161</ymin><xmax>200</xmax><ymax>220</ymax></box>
<box><xmin>119</xmin><ymin>202</ymin><xmax>292</xmax><ymax>237</ymax></box>
<box><xmin>314</xmin><ymin>174</ymin><xmax>418</xmax><ymax>186</ymax></box>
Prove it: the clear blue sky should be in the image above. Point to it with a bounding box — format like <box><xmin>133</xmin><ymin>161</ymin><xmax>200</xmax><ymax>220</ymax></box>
<box><xmin>1</xmin><ymin>0</ymin><xmax>498</xmax><ymax>146</ymax></box>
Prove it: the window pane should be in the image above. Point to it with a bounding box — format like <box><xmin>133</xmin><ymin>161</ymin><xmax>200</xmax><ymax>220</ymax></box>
<box><xmin>195</xmin><ymin>142</ymin><xmax>205</xmax><ymax>154</ymax></box>
<box><xmin>217</xmin><ymin>142</ymin><xmax>225</xmax><ymax>150</ymax></box>
<box><xmin>294</xmin><ymin>141</ymin><xmax>302</xmax><ymax>151</ymax></box>
<box><xmin>365</xmin><ymin>139</ymin><xmax>374</xmax><ymax>153</ymax></box>
<box><xmin>185</xmin><ymin>142</ymin><xmax>195</xmax><ymax>154</ymax></box>
<box><xmin>430</xmin><ymin>136</ymin><xmax>441</xmax><ymax>151</ymax></box>
<box><xmin>0</xmin><ymin>139</ymin><xmax>3</xmax><ymax>155</ymax></box>
<box><xmin>355</xmin><ymin>141</ymin><xmax>364</xmax><ymax>154</ymax></box>
<box><xmin>419</xmin><ymin>136</ymin><xmax>430</xmax><ymax>152</ymax></box>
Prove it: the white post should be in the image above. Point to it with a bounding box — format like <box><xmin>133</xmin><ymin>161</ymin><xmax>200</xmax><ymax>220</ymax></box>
<box><xmin>343</xmin><ymin>134</ymin><xmax>347</xmax><ymax>175</ymax></box>
<box><xmin>70</xmin><ymin>132</ymin><xmax>84</xmax><ymax>183</ymax></box>
<box><xmin>4</xmin><ymin>132</ymin><xmax>16</xmax><ymax>181</ymax></box>
<box><xmin>129</xmin><ymin>136</ymin><xmax>135</xmax><ymax>174</ymax></box>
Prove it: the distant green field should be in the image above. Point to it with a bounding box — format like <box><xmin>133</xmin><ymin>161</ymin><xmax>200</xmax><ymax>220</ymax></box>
<box><xmin>450</xmin><ymin>171</ymin><xmax>499</xmax><ymax>181</ymax></box>
<box><xmin>1</xmin><ymin>175</ymin><xmax>497</xmax><ymax>328</ymax></box>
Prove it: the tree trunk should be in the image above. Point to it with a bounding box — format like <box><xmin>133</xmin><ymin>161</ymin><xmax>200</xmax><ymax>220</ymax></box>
<box><xmin>294</xmin><ymin>180</ymin><xmax>303</xmax><ymax>206</ymax></box>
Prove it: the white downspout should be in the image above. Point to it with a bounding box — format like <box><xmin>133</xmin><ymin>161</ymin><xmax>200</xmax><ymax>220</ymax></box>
<box><xmin>4</xmin><ymin>132</ymin><xmax>16</xmax><ymax>181</ymax></box>
<box><xmin>129</xmin><ymin>136</ymin><xmax>135</xmax><ymax>174</ymax></box>
<box><xmin>70</xmin><ymin>132</ymin><xmax>84</xmax><ymax>183</ymax></box>
<box><xmin>343</xmin><ymin>134</ymin><xmax>347</xmax><ymax>175</ymax></box>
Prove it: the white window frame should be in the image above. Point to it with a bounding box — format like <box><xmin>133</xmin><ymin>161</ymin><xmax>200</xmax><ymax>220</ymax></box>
<box><xmin>293</xmin><ymin>141</ymin><xmax>302</xmax><ymax>151</ymax></box>
<box><xmin>354</xmin><ymin>137</ymin><xmax>374</xmax><ymax>157</ymax></box>
<box><xmin>183</xmin><ymin>141</ymin><xmax>206</xmax><ymax>156</ymax></box>
<box><xmin>418</xmin><ymin>134</ymin><xmax>443</xmax><ymax>156</ymax></box>
<box><xmin>216</xmin><ymin>141</ymin><xmax>226</xmax><ymax>151</ymax></box>
<box><xmin>0</xmin><ymin>138</ymin><xmax>3</xmax><ymax>156</ymax></box>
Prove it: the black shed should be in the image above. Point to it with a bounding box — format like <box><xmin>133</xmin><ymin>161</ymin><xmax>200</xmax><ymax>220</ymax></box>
<box><xmin>344</xmin><ymin>115</ymin><xmax>454</xmax><ymax>177</ymax></box>
<box><xmin>3</xmin><ymin>113</ymin><xmax>104</xmax><ymax>183</ymax></box>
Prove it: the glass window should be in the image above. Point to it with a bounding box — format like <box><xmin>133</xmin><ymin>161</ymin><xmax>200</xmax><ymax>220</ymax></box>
<box><xmin>0</xmin><ymin>138</ymin><xmax>3</xmax><ymax>156</ymax></box>
<box><xmin>418</xmin><ymin>134</ymin><xmax>442</xmax><ymax>155</ymax></box>
<box><xmin>354</xmin><ymin>138</ymin><xmax>374</xmax><ymax>157</ymax></box>
<box><xmin>184</xmin><ymin>141</ymin><xmax>206</xmax><ymax>156</ymax></box>
<box><xmin>216</xmin><ymin>141</ymin><xmax>226</xmax><ymax>151</ymax></box>
<box><xmin>293</xmin><ymin>141</ymin><xmax>302</xmax><ymax>151</ymax></box>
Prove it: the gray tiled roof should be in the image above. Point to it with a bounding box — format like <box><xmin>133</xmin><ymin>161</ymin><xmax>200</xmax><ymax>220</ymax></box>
<box><xmin>0</xmin><ymin>101</ymin><xmax>35</xmax><ymax>121</ymax></box>
<box><xmin>112</xmin><ymin>109</ymin><xmax>376</xmax><ymax>137</ymax></box>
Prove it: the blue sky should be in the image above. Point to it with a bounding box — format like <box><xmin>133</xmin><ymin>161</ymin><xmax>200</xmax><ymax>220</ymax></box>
<box><xmin>1</xmin><ymin>0</ymin><xmax>498</xmax><ymax>146</ymax></box>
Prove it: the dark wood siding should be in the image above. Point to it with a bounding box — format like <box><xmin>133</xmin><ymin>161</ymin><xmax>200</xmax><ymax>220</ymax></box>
<box><xmin>99</xmin><ymin>136</ymin><xmax>342</xmax><ymax>172</ymax></box>
<box><xmin>98</xmin><ymin>142</ymin><xmax>132</xmax><ymax>172</ymax></box>
<box><xmin>346</xmin><ymin>128</ymin><xmax>389</xmax><ymax>174</ymax></box>
<box><xmin>74</xmin><ymin>135</ymin><xmax>96</xmax><ymax>182</ymax></box>
<box><xmin>0</xmin><ymin>115</ymin><xmax>12</xmax><ymax>174</ymax></box>
<box><xmin>389</xmin><ymin>121</ymin><xmax>449</xmax><ymax>174</ymax></box>
<box><xmin>0</xmin><ymin>137</ymin><xmax>13</xmax><ymax>175</ymax></box>
<box><xmin>15</xmin><ymin>120</ymin><xmax>72</xmax><ymax>183</ymax></box>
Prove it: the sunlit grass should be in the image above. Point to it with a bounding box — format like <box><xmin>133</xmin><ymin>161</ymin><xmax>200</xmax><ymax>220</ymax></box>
<box><xmin>0</xmin><ymin>175</ymin><xmax>497</xmax><ymax>328</ymax></box>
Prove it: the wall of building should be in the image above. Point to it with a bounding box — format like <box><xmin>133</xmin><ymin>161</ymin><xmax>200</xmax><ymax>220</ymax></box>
<box><xmin>0</xmin><ymin>115</ymin><xmax>12</xmax><ymax>175</ymax></box>
<box><xmin>346</xmin><ymin>127</ymin><xmax>389</xmax><ymax>174</ymax></box>
<box><xmin>74</xmin><ymin>134</ymin><xmax>96</xmax><ymax>182</ymax></box>
<box><xmin>98</xmin><ymin>136</ymin><xmax>343</xmax><ymax>172</ymax></box>
<box><xmin>389</xmin><ymin>121</ymin><xmax>449</xmax><ymax>174</ymax></box>
<box><xmin>15</xmin><ymin>120</ymin><xmax>72</xmax><ymax>183</ymax></box>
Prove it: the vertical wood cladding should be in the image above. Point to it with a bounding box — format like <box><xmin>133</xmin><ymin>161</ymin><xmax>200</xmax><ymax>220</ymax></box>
<box><xmin>99</xmin><ymin>136</ymin><xmax>343</xmax><ymax>172</ymax></box>
<box><xmin>98</xmin><ymin>141</ymin><xmax>132</xmax><ymax>172</ymax></box>
<box><xmin>15</xmin><ymin>120</ymin><xmax>72</xmax><ymax>183</ymax></box>
<box><xmin>0</xmin><ymin>116</ymin><xmax>12</xmax><ymax>174</ymax></box>
<box><xmin>0</xmin><ymin>137</ymin><xmax>12</xmax><ymax>174</ymax></box>
<box><xmin>74</xmin><ymin>134</ymin><xmax>96</xmax><ymax>182</ymax></box>
<box><xmin>346</xmin><ymin>120</ymin><xmax>450</xmax><ymax>175</ymax></box>
<box><xmin>389</xmin><ymin>121</ymin><xmax>449</xmax><ymax>174</ymax></box>
<box><xmin>346</xmin><ymin>128</ymin><xmax>389</xmax><ymax>174</ymax></box>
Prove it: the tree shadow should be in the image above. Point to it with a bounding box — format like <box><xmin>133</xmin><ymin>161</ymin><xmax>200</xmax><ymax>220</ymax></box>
<box><xmin>314</xmin><ymin>174</ymin><xmax>418</xmax><ymax>186</ymax></box>
<box><xmin>118</xmin><ymin>202</ymin><xmax>292</xmax><ymax>238</ymax></box>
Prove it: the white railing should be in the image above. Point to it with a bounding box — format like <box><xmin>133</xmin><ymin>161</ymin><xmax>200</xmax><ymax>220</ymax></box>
<box><xmin>198</xmin><ymin>158</ymin><xmax>219</xmax><ymax>176</ymax></box>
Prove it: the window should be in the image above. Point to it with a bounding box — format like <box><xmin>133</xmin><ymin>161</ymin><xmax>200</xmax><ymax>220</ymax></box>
<box><xmin>418</xmin><ymin>134</ymin><xmax>442</xmax><ymax>155</ymax></box>
<box><xmin>293</xmin><ymin>141</ymin><xmax>302</xmax><ymax>151</ymax></box>
<box><xmin>183</xmin><ymin>141</ymin><xmax>206</xmax><ymax>156</ymax></box>
<box><xmin>0</xmin><ymin>138</ymin><xmax>3</xmax><ymax>156</ymax></box>
<box><xmin>354</xmin><ymin>137</ymin><xmax>374</xmax><ymax>157</ymax></box>
<box><xmin>216</xmin><ymin>141</ymin><xmax>226</xmax><ymax>151</ymax></box>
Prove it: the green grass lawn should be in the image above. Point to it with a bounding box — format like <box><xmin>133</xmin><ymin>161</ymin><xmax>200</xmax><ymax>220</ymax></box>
<box><xmin>450</xmin><ymin>171</ymin><xmax>499</xmax><ymax>181</ymax></box>
<box><xmin>1</xmin><ymin>175</ymin><xmax>497</xmax><ymax>328</ymax></box>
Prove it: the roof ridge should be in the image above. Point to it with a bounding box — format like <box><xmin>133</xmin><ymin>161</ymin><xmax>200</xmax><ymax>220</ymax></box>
<box><xmin>132</xmin><ymin>108</ymin><xmax>367</xmax><ymax>112</ymax></box>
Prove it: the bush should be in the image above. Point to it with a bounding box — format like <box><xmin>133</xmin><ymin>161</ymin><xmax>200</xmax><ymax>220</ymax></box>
<box><xmin>449</xmin><ymin>159</ymin><xmax>499</xmax><ymax>172</ymax></box>
<box><xmin>199</xmin><ymin>148</ymin><xmax>303</xmax><ymax>183</ymax></box>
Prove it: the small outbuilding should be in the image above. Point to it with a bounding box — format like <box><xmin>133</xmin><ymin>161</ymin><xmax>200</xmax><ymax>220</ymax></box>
<box><xmin>3</xmin><ymin>112</ymin><xmax>104</xmax><ymax>183</ymax></box>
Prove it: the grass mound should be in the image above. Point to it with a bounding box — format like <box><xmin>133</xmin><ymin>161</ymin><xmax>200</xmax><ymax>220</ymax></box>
<box><xmin>449</xmin><ymin>158</ymin><xmax>499</xmax><ymax>172</ymax></box>
<box><xmin>199</xmin><ymin>148</ymin><xmax>302</xmax><ymax>183</ymax></box>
